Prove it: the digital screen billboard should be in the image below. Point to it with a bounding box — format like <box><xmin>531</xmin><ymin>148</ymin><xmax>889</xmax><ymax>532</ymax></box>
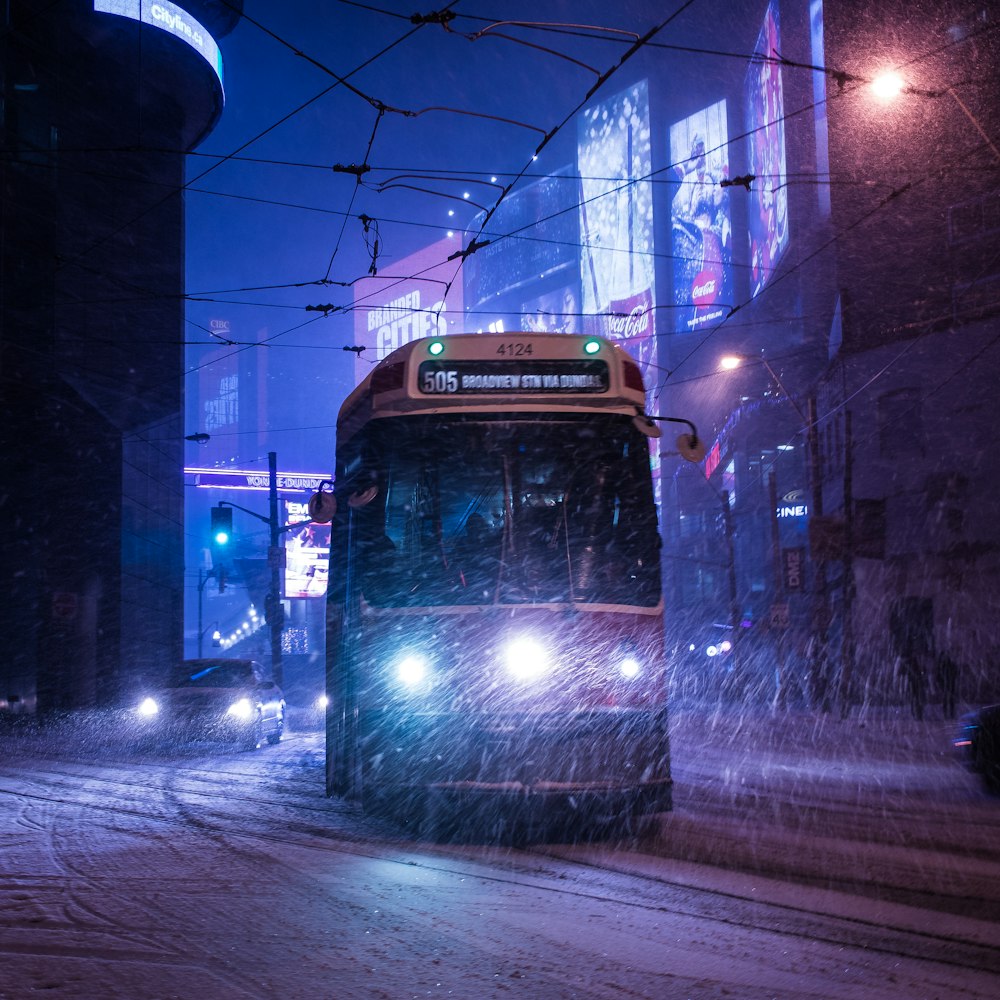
<box><xmin>352</xmin><ymin>237</ymin><xmax>463</xmax><ymax>385</ymax></box>
<box><xmin>578</xmin><ymin>80</ymin><xmax>656</xmax><ymax>380</ymax></box>
<box><xmin>577</xmin><ymin>80</ymin><xmax>659</xmax><ymax>506</ymax></box>
<box><xmin>463</xmin><ymin>168</ymin><xmax>580</xmax><ymax>334</ymax></box>
<box><xmin>283</xmin><ymin>503</ymin><xmax>330</xmax><ymax>600</ymax></box>
<box><xmin>669</xmin><ymin>99</ymin><xmax>734</xmax><ymax>333</ymax></box>
<box><xmin>94</xmin><ymin>1</ymin><xmax>224</xmax><ymax>87</ymax></box>
<box><xmin>810</xmin><ymin>0</ymin><xmax>832</xmax><ymax>218</ymax></box>
<box><xmin>520</xmin><ymin>284</ymin><xmax>581</xmax><ymax>335</ymax></box>
<box><xmin>192</xmin><ymin>330</ymin><xmax>268</xmax><ymax>468</ymax></box>
<box><xmin>745</xmin><ymin>1</ymin><xmax>790</xmax><ymax>297</ymax></box>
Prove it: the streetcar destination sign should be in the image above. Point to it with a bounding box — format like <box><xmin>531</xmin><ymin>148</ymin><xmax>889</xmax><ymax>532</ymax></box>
<box><xmin>418</xmin><ymin>360</ymin><xmax>610</xmax><ymax>395</ymax></box>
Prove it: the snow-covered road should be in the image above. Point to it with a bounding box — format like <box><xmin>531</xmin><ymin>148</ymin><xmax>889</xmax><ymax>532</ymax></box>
<box><xmin>0</xmin><ymin>707</ymin><xmax>997</xmax><ymax>999</ymax></box>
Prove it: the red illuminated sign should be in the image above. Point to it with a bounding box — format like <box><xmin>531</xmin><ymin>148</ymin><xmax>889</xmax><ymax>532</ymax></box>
<box><xmin>704</xmin><ymin>441</ymin><xmax>722</xmax><ymax>479</ymax></box>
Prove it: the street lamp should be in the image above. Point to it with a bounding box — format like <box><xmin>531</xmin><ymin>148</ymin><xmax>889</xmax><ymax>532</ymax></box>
<box><xmin>197</xmin><ymin>621</ymin><xmax>221</xmax><ymax>657</ymax></box>
<box><xmin>869</xmin><ymin>69</ymin><xmax>1000</xmax><ymax>163</ymax></box>
<box><xmin>719</xmin><ymin>352</ymin><xmax>807</xmax><ymax>423</ymax></box>
<box><xmin>870</xmin><ymin>70</ymin><xmax>905</xmax><ymax>102</ymax></box>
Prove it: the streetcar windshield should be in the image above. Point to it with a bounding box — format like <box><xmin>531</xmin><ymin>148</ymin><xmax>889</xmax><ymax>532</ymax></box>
<box><xmin>346</xmin><ymin>414</ymin><xmax>661</xmax><ymax>608</ymax></box>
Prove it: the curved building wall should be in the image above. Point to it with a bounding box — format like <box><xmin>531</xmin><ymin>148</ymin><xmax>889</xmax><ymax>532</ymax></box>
<box><xmin>0</xmin><ymin>1</ymin><xmax>236</xmax><ymax>712</ymax></box>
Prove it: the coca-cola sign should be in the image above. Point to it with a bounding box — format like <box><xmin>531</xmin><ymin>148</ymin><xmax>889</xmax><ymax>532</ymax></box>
<box><xmin>607</xmin><ymin>303</ymin><xmax>651</xmax><ymax>338</ymax></box>
<box><xmin>692</xmin><ymin>270</ymin><xmax>719</xmax><ymax>306</ymax></box>
<box><xmin>604</xmin><ymin>288</ymin><xmax>653</xmax><ymax>341</ymax></box>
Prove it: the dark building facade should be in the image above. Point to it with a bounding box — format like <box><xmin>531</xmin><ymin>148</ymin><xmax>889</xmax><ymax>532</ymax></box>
<box><xmin>1</xmin><ymin>1</ymin><xmax>241</xmax><ymax>712</ymax></box>
<box><xmin>810</xmin><ymin>1</ymin><xmax>1000</xmax><ymax>711</ymax></box>
<box><xmin>661</xmin><ymin>0</ymin><xmax>1000</xmax><ymax>713</ymax></box>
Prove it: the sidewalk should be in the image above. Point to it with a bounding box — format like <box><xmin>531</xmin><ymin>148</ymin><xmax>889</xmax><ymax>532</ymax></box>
<box><xmin>646</xmin><ymin>701</ymin><xmax>1000</xmax><ymax>918</ymax></box>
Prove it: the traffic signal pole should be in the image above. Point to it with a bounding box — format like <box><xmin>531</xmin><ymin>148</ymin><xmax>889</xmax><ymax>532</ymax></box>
<box><xmin>267</xmin><ymin>451</ymin><xmax>283</xmax><ymax>688</ymax></box>
<box><xmin>216</xmin><ymin>452</ymin><xmax>304</xmax><ymax>688</ymax></box>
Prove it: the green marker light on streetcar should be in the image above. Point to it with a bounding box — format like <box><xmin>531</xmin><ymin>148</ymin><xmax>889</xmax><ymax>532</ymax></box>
<box><xmin>583</xmin><ymin>339</ymin><xmax>601</xmax><ymax>355</ymax></box>
<box><xmin>428</xmin><ymin>340</ymin><xmax>445</xmax><ymax>356</ymax></box>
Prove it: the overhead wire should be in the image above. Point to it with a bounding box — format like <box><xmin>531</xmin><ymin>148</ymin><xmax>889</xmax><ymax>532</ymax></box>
<box><xmin>166</xmin><ymin>3</ymin><xmax>997</xmax><ymax>462</ymax></box>
<box><xmin>21</xmin><ymin>2</ymin><xmax>993</xmax><ymax>415</ymax></box>
<box><xmin>12</xmin><ymin>8</ymin><xmax>985</xmax><ymax>337</ymax></box>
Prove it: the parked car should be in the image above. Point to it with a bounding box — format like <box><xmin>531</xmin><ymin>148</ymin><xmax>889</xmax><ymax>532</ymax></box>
<box><xmin>954</xmin><ymin>703</ymin><xmax>1000</xmax><ymax>792</ymax></box>
<box><xmin>132</xmin><ymin>659</ymin><xmax>285</xmax><ymax>750</ymax></box>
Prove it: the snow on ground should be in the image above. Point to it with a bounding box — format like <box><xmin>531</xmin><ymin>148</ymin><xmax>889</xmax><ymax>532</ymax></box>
<box><xmin>0</xmin><ymin>703</ymin><xmax>998</xmax><ymax>999</ymax></box>
<box><xmin>663</xmin><ymin>703</ymin><xmax>999</xmax><ymax>906</ymax></box>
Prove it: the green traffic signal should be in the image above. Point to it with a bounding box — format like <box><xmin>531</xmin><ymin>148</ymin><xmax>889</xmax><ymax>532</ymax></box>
<box><xmin>211</xmin><ymin>505</ymin><xmax>232</xmax><ymax>548</ymax></box>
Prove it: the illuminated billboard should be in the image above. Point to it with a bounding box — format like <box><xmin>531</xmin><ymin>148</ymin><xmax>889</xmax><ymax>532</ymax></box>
<box><xmin>578</xmin><ymin>81</ymin><xmax>660</xmax><ymax>505</ymax></box>
<box><xmin>94</xmin><ymin>1</ymin><xmax>224</xmax><ymax>87</ymax></box>
<box><xmin>184</xmin><ymin>469</ymin><xmax>332</xmax><ymax>599</ymax></box>
<box><xmin>810</xmin><ymin>0</ymin><xmax>832</xmax><ymax>218</ymax></box>
<box><xmin>578</xmin><ymin>80</ymin><xmax>656</xmax><ymax>380</ymax></box>
<box><xmin>669</xmin><ymin>99</ymin><xmax>734</xmax><ymax>333</ymax></box>
<box><xmin>283</xmin><ymin>502</ymin><xmax>330</xmax><ymax>600</ymax></box>
<box><xmin>745</xmin><ymin>1</ymin><xmax>789</xmax><ymax>296</ymax></box>
<box><xmin>352</xmin><ymin>237</ymin><xmax>464</xmax><ymax>385</ymax></box>
<box><xmin>520</xmin><ymin>284</ymin><xmax>581</xmax><ymax>335</ymax></box>
<box><xmin>463</xmin><ymin>168</ymin><xmax>580</xmax><ymax>334</ymax></box>
<box><xmin>192</xmin><ymin>331</ymin><xmax>268</xmax><ymax>467</ymax></box>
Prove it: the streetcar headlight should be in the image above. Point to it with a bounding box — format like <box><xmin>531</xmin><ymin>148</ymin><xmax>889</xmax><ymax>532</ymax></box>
<box><xmin>137</xmin><ymin>696</ymin><xmax>159</xmax><ymax>717</ymax></box>
<box><xmin>227</xmin><ymin>697</ymin><xmax>255</xmax><ymax>721</ymax></box>
<box><xmin>618</xmin><ymin>656</ymin><xmax>642</xmax><ymax>679</ymax></box>
<box><xmin>505</xmin><ymin>637</ymin><xmax>550</xmax><ymax>682</ymax></box>
<box><xmin>395</xmin><ymin>653</ymin><xmax>430</xmax><ymax>688</ymax></box>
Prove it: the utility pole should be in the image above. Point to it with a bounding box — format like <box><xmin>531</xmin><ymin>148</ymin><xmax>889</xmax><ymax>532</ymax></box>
<box><xmin>267</xmin><ymin>451</ymin><xmax>284</xmax><ymax>688</ymax></box>
<box><xmin>196</xmin><ymin>551</ymin><xmax>221</xmax><ymax>658</ymax></box>
<box><xmin>807</xmin><ymin>396</ymin><xmax>831</xmax><ymax>712</ymax></box>
<box><xmin>217</xmin><ymin>452</ymin><xmax>304</xmax><ymax>689</ymax></box>
<box><xmin>768</xmin><ymin>472</ymin><xmax>788</xmax><ymax>709</ymax></box>
<box><xmin>197</xmin><ymin>566</ymin><xmax>208</xmax><ymax>659</ymax></box>
<box><xmin>838</xmin><ymin>410</ymin><xmax>855</xmax><ymax>719</ymax></box>
<box><xmin>722</xmin><ymin>489</ymin><xmax>741</xmax><ymax>697</ymax></box>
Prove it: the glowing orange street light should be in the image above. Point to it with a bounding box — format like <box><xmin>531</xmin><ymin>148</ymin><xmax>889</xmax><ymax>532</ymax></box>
<box><xmin>868</xmin><ymin>69</ymin><xmax>1000</xmax><ymax>163</ymax></box>
<box><xmin>870</xmin><ymin>70</ymin><xmax>905</xmax><ymax>101</ymax></box>
<box><xmin>719</xmin><ymin>352</ymin><xmax>807</xmax><ymax>423</ymax></box>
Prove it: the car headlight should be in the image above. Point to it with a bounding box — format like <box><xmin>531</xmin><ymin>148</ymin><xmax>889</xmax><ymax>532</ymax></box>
<box><xmin>137</xmin><ymin>696</ymin><xmax>159</xmax><ymax>717</ymax></box>
<box><xmin>505</xmin><ymin>637</ymin><xmax>550</xmax><ymax>682</ymax></box>
<box><xmin>227</xmin><ymin>697</ymin><xmax>255</xmax><ymax>721</ymax></box>
<box><xmin>395</xmin><ymin>653</ymin><xmax>430</xmax><ymax>688</ymax></box>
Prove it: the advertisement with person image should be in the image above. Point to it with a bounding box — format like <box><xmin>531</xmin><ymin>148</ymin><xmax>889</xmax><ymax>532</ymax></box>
<box><xmin>669</xmin><ymin>99</ymin><xmax>734</xmax><ymax>334</ymax></box>
<box><xmin>578</xmin><ymin>80</ymin><xmax>657</xmax><ymax>383</ymax></box>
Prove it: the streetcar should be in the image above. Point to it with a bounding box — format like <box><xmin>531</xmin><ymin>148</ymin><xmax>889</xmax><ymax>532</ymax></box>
<box><xmin>310</xmin><ymin>332</ymin><xmax>698</xmax><ymax>834</ymax></box>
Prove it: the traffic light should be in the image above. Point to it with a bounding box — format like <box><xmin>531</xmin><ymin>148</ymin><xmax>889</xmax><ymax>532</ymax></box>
<box><xmin>211</xmin><ymin>505</ymin><xmax>232</xmax><ymax>548</ymax></box>
<box><xmin>210</xmin><ymin>506</ymin><xmax>232</xmax><ymax>593</ymax></box>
